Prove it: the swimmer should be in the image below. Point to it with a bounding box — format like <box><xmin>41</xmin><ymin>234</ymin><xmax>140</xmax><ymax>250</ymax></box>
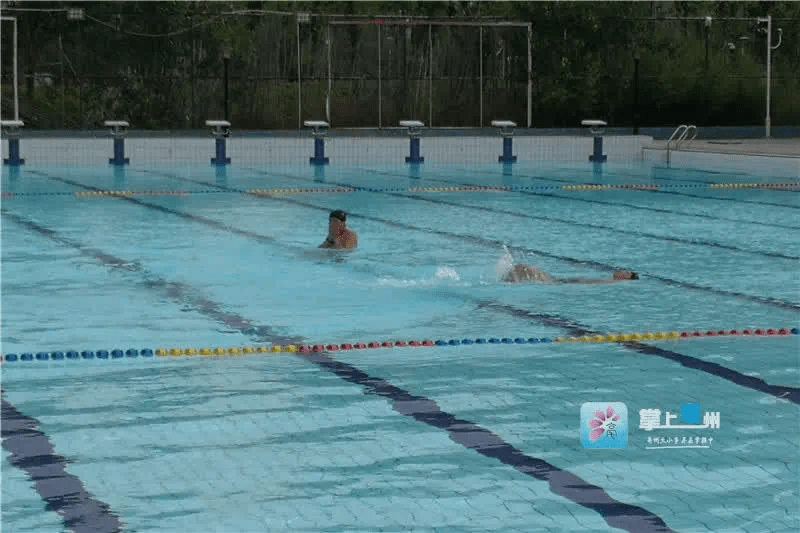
<box><xmin>503</xmin><ymin>263</ymin><xmax>639</xmax><ymax>284</ymax></box>
<box><xmin>319</xmin><ymin>209</ymin><xmax>358</xmax><ymax>249</ymax></box>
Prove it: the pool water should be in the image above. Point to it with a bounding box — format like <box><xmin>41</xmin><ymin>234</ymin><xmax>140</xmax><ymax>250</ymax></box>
<box><xmin>2</xmin><ymin>157</ymin><xmax>798</xmax><ymax>533</ymax></box>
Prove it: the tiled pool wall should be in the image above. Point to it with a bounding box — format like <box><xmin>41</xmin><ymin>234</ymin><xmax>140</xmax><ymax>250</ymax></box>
<box><xmin>3</xmin><ymin>130</ymin><xmax>798</xmax><ymax>178</ymax></box>
<box><xmin>2</xmin><ymin>132</ymin><xmax>653</xmax><ymax>166</ymax></box>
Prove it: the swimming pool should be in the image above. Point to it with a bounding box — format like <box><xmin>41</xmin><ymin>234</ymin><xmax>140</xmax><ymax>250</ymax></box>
<box><xmin>2</xmin><ymin>148</ymin><xmax>799</xmax><ymax>533</ymax></box>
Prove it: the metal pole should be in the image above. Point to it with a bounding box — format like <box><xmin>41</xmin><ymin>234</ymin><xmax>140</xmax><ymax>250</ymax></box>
<box><xmin>327</xmin><ymin>24</ymin><xmax>331</xmax><ymax>124</ymax></box>
<box><xmin>633</xmin><ymin>52</ymin><xmax>640</xmax><ymax>135</ymax></box>
<box><xmin>479</xmin><ymin>23</ymin><xmax>483</xmax><ymax>127</ymax></box>
<box><xmin>13</xmin><ymin>17</ymin><xmax>19</xmax><ymax>121</ymax></box>
<box><xmin>224</xmin><ymin>57</ymin><xmax>229</xmax><ymax>122</ymax></box>
<box><xmin>297</xmin><ymin>19</ymin><xmax>301</xmax><ymax>129</ymax></box>
<box><xmin>78</xmin><ymin>19</ymin><xmax>82</xmax><ymax>128</ymax></box>
<box><xmin>59</xmin><ymin>33</ymin><xmax>65</xmax><ymax>128</ymax></box>
<box><xmin>378</xmin><ymin>24</ymin><xmax>382</xmax><ymax>128</ymax></box>
<box><xmin>0</xmin><ymin>16</ymin><xmax>20</xmax><ymax>120</ymax></box>
<box><xmin>527</xmin><ymin>23</ymin><xmax>532</xmax><ymax>128</ymax></box>
<box><xmin>766</xmin><ymin>15</ymin><xmax>771</xmax><ymax>138</ymax></box>
<box><xmin>429</xmin><ymin>23</ymin><xmax>432</xmax><ymax>127</ymax></box>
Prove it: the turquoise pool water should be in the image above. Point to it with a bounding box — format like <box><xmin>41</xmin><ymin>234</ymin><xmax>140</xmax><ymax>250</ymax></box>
<box><xmin>1</xmin><ymin>157</ymin><xmax>798</xmax><ymax>533</ymax></box>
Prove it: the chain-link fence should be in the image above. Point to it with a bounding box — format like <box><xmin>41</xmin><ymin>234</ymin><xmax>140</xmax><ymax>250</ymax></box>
<box><xmin>1</xmin><ymin>4</ymin><xmax>797</xmax><ymax>130</ymax></box>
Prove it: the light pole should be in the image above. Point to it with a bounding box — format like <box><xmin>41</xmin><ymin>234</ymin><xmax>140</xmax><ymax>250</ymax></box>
<box><xmin>0</xmin><ymin>16</ymin><xmax>19</xmax><ymax>121</ymax></box>
<box><xmin>222</xmin><ymin>41</ymin><xmax>232</xmax><ymax>122</ymax></box>
<box><xmin>704</xmin><ymin>16</ymin><xmax>711</xmax><ymax>70</ymax></box>
<box><xmin>296</xmin><ymin>12</ymin><xmax>310</xmax><ymax>129</ymax></box>
<box><xmin>633</xmin><ymin>49</ymin><xmax>640</xmax><ymax>135</ymax></box>
<box><xmin>758</xmin><ymin>16</ymin><xmax>782</xmax><ymax>138</ymax></box>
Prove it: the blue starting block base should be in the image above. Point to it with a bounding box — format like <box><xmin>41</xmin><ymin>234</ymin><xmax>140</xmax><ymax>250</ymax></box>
<box><xmin>582</xmin><ymin>120</ymin><xmax>608</xmax><ymax>163</ymax></box>
<box><xmin>305</xmin><ymin>121</ymin><xmax>330</xmax><ymax>165</ymax></box>
<box><xmin>109</xmin><ymin>138</ymin><xmax>130</xmax><ymax>165</ymax></box>
<box><xmin>2</xmin><ymin>120</ymin><xmax>26</xmax><ymax>165</ymax></box>
<box><xmin>499</xmin><ymin>137</ymin><xmax>517</xmax><ymax>163</ymax></box>
<box><xmin>400</xmin><ymin>121</ymin><xmax>425</xmax><ymax>163</ymax></box>
<box><xmin>211</xmin><ymin>138</ymin><xmax>231</xmax><ymax>165</ymax></box>
<box><xmin>310</xmin><ymin>137</ymin><xmax>330</xmax><ymax>165</ymax></box>
<box><xmin>492</xmin><ymin>120</ymin><xmax>517</xmax><ymax>163</ymax></box>
<box><xmin>589</xmin><ymin>136</ymin><xmax>607</xmax><ymax>163</ymax></box>
<box><xmin>105</xmin><ymin>121</ymin><xmax>131</xmax><ymax>165</ymax></box>
<box><xmin>4</xmin><ymin>139</ymin><xmax>25</xmax><ymax>166</ymax></box>
<box><xmin>207</xmin><ymin>120</ymin><xmax>232</xmax><ymax>165</ymax></box>
<box><xmin>405</xmin><ymin>138</ymin><xmax>424</xmax><ymax>163</ymax></box>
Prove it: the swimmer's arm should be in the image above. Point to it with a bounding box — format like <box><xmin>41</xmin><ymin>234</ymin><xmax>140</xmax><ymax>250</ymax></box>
<box><xmin>319</xmin><ymin>236</ymin><xmax>336</xmax><ymax>248</ymax></box>
<box><xmin>556</xmin><ymin>277</ymin><xmax>617</xmax><ymax>284</ymax></box>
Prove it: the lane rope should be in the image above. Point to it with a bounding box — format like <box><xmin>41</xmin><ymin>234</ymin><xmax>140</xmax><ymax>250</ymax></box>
<box><xmin>1</xmin><ymin>181</ymin><xmax>798</xmax><ymax>199</ymax></box>
<box><xmin>3</xmin><ymin>327</ymin><xmax>797</xmax><ymax>362</ymax></box>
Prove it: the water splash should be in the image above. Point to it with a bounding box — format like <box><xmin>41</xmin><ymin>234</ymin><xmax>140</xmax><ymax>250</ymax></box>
<box><xmin>495</xmin><ymin>244</ymin><xmax>515</xmax><ymax>281</ymax></box>
<box><xmin>434</xmin><ymin>265</ymin><xmax>461</xmax><ymax>281</ymax></box>
<box><xmin>375</xmin><ymin>265</ymin><xmax>466</xmax><ymax>287</ymax></box>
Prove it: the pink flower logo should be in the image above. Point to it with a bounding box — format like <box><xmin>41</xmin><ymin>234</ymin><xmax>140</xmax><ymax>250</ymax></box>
<box><xmin>588</xmin><ymin>405</ymin><xmax>621</xmax><ymax>441</ymax></box>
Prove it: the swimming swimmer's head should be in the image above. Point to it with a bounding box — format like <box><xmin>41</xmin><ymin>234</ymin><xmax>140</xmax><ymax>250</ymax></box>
<box><xmin>330</xmin><ymin>210</ymin><xmax>347</xmax><ymax>222</ymax></box>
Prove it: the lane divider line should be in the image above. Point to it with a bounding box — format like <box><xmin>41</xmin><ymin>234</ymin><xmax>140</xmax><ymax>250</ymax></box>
<box><xmin>1</xmin><ymin>181</ymin><xmax>798</xmax><ymax>200</ymax></box>
<box><xmin>4</xmin><ymin>327</ymin><xmax>796</xmax><ymax>362</ymax></box>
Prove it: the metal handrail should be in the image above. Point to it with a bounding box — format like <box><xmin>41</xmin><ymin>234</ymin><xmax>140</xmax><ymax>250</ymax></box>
<box><xmin>667</xmin><ymin>125</ymin><xmax>688</xmax><ymax>151</ymax></box>
<box><xmin>677</xmin><ymin>125</ymin><xmax>697</xmax><ymax>148</ymax></box>
<box><xmin>665</xmin><ymin>124</ymin><xmax>697</xmax><ymax>165</ymax></box>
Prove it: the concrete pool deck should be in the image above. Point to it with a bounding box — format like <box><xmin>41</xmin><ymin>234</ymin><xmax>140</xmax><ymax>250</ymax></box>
<box><xmin>647</xmin><ymin>138</ymin><xmax>800</xmax><ymax>158</ymax></box>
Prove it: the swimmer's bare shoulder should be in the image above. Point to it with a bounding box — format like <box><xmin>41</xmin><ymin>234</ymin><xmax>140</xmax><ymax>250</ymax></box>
<box><xmin>503</xmin><ymin>264</ymin><xmax>554</xmax><ymax>283</ymax></box>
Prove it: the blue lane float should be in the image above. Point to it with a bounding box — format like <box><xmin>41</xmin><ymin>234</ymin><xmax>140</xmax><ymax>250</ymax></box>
<box><xmin>582</xmin><ymin>119</ymin><xmax>608</xmax><ymax>163</ymax></box>
<box><xmin>206</xmin><ymin>120</ymin><xmax>231</xmax><ymax>165</ymax></box>
<box><xmin>305</xmin><ymin>120</ymin><xmax>330</xmax><ymax>165</ymax></box>
<box><xmin>492</xmin><ymin>120</ymin><xmax>518</xmax><ymax>163</ymax></box>
<box><xmin>1</xmin><ymin>120</ymin><xmax>25</xmax><ymax>166</ymax></box>
<box><xmin>105</xmin><ymin>120</ymin><xmax>130</xmax><ymax>165</ymax></box>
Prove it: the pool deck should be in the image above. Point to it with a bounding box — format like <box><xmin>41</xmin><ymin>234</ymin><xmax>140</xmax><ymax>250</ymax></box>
<box><xmin>647</xmin><ymin>138</ymin><xmax>800</xmax><ymax>158</ymax></box>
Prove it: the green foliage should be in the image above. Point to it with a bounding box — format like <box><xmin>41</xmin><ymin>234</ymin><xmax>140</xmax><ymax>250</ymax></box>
<box><xmin>5</xmin><ymin>0</ymin><xmax>799</xmax><ymax>129</ymax></box>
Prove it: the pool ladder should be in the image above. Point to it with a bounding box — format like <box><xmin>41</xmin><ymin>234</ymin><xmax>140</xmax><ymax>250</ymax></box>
<box><xmin>665</xmin><ymin>125</ymin><xmax>697</xmax><ymax>165</ymax></box>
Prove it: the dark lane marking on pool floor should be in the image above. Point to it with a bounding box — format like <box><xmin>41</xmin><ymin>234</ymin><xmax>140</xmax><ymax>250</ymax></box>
<box><xmin>2</xmin><ymin>214</ymin><xmax>676</xmax><ymax>533</ymax></box>
<box><xmin>300</xmin><ymin>350</ymin><xmax>677</xmax><ymax>533</ymax></box>
<box><xmin>57</xmin><ymin>165</ymin><xmax>799</xmax><ymax>311</ymax></box>
<box><xmin>12</xmin><ymin>170</ymin><xmax>797</xmax><ymax>408</ymax></box>
<box><xmin>1</xmin><ymin>209</ymin><xmax>303</xmax><ymax>533</ymax></box>
<box><xmin>503</xmin><ymin>168</ymin><xmax>800</xmax><ymax>209</ymax></box>
<box><xmin>231</xmin><ymin>168</ymin><xmax>800</xmax><ymax>311</ymax></box>
<box><xmin>25</xmin><ymin>168</ymin><xmax>800</xmax><ymax>312</ymax></box>
<box><xmin>362</xmin><ymin>165</ymin><xmax>800</xmax><ymax>230</ymax></box>
<box><xmin>471</xmin><ymin>299</ymin><xmax>800</xmax><ymax>404</ymax></box>
<box><xmin>235</xmin><ymin>164</ymin><xmax>799</xmax><ymax>261</ymax></box>
<box><xmin>1</xmin><ymin>392</ymin><xmax>124</xmax><ymax>533</ymax></box>
<box><xmin>5</xmin><ymin>206</ymin><xmax>798</xmax><ymax>405</ymax></box>
<box><xmin>315</xmin><ymin>169</ymin><xmax>799</xmax><ymax>261</ymax></box>
<box><xmin>0</xmin><ymin>210</ymin><xmax>303</xmax><ymax>348</ymax></box>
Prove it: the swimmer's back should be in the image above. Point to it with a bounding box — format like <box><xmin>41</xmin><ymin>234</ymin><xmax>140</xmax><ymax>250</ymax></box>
<box><xmin>503</xmin><ymin>264</ymin><xmax>553</xmax><ymax>283</ymax></box>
